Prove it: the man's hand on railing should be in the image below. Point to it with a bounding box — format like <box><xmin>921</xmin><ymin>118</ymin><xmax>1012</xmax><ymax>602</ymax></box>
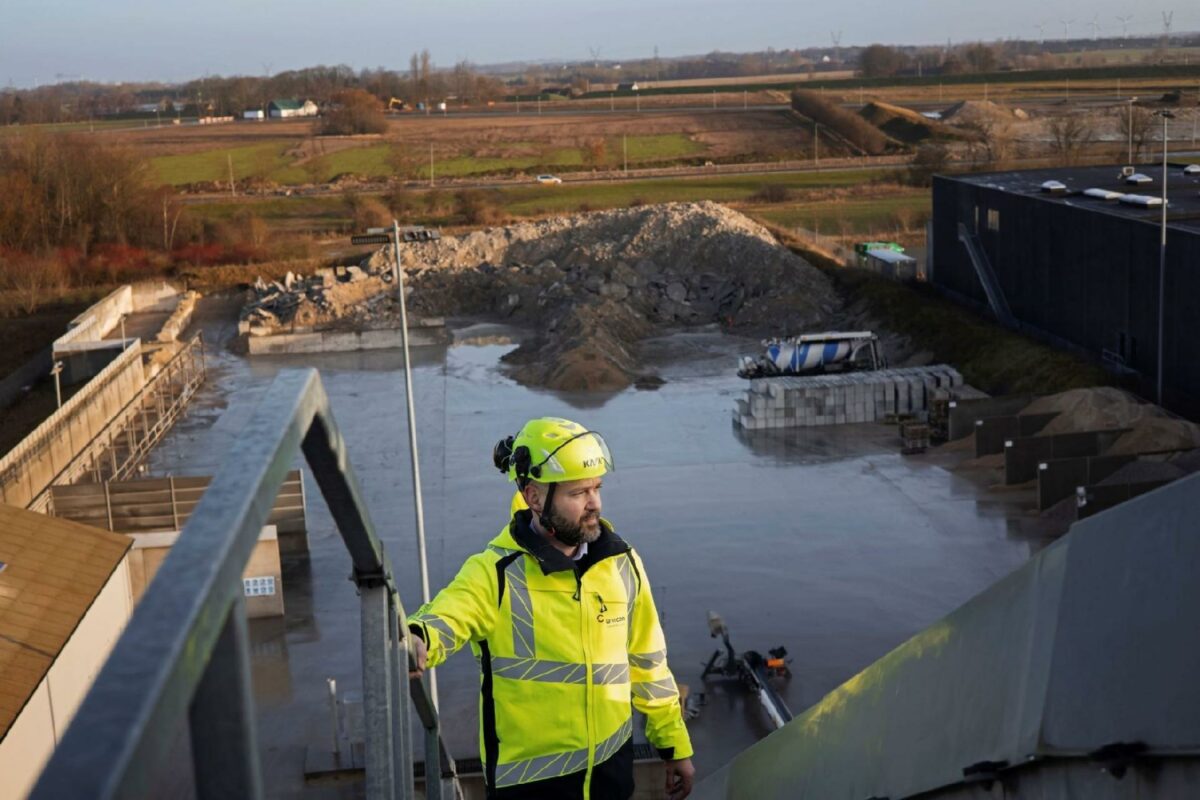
<box><xmin>665</xmin><ymin>757</ymin><xmax>694</xmax><ymax>799</ymax></box>
<box><xmin>408</xmin><ymin>628</ymin><xmax>428</xmax><ymax>677</ymax></box>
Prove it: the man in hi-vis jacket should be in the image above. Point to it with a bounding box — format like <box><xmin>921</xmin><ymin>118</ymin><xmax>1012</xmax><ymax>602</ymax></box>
<box><xmin>409</xmin><ymin>417</ymin><xmax>694</xmax><ymax>800</ymax></box>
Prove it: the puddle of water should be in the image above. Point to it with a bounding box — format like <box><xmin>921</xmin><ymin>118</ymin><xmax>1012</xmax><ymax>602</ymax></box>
<box><xmin>143</xmin><ymin>321</ymin><xmax>1043</xmax><ymax>791</ymax></box>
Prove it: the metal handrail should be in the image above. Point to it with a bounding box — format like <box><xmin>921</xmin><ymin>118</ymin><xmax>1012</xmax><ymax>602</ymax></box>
<box><xmin>30</xmin><ymin>368</ymin><xmax>457</xmax><ymax>800</ymax></box>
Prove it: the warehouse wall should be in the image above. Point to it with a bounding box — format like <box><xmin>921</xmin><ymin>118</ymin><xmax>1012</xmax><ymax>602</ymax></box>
<box><xmin>931</xmin><ymin>176</ymin><xmax>1200</xmax><ymax>416</ymax></box>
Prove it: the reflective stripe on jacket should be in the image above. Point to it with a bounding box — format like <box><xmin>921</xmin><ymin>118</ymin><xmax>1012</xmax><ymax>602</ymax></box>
<box><xmin>409</xmin><ymin>511</ymin><xmax>692</xmax><ymax>797</ymax></box>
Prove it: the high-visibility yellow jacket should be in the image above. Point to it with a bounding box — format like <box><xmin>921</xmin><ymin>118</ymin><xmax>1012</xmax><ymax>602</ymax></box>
<box><xmin>409</xmin><ymin>511</ymin><xmax>692</xmax><ymax>796</ymax></box>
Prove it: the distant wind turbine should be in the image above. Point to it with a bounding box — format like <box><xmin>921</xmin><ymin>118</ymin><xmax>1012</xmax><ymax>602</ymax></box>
<box><xmin>1059</xmin><ymin>18</ymin><xmax>1075</xmax><ymax>38</ymax></box>
<box><xmin>1116</xmin><ymin>14</ymin><xmax>1133</xmax><ymax>38</ymax></box>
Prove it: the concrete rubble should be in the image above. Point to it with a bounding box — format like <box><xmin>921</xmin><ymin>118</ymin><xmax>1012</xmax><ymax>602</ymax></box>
<box><xmin>399</xmin><ymin>202</ymin><xmax>839</xmax><ymax>391</ymax></box>
<box><xmin>734</xmin><ymin>366</ymin><xmax>964</xmax><ymax>430</ymax></box>
<box><xmin>238</xmin><ymin>263</ymin><xmax>403</xmax><ymax>338</ymax></box>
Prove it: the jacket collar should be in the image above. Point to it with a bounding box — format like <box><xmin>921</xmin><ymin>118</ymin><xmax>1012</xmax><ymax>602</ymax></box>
<box><xmin>504</xmin><ymin>510</ymin><xmax>630</xmax><ymax>575</ymax></box>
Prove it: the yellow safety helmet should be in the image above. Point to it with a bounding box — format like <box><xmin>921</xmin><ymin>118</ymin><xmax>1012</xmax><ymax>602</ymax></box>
<box><xmin>493</xmin><ymin>417</ymin><xmax>614</xmax><ymax>486</ymax></box>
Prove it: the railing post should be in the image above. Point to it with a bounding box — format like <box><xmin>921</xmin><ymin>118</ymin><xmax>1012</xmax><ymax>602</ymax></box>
<box><xmin>362</xmin><ymin>582</ymin><xmax>397</xmax><ymax>800</ymax></box>
<box><xmin>169</xmin><ymin>476</ymin><xmax>180</xmax><ymax>530</ymax></box>
<box><xmin>425</xmin><ymin>717</ymin><xmax>444</xmax><ymax>800</ymax></box>
<box><xmin>390</xmin><ymin>600</ymin><xmax>415</xmax><ymax>799</ymax></box>
<box><xmin>188</xmin><ymin>599</ymin><xmax>264</xmax><ymax>800</ymax></box>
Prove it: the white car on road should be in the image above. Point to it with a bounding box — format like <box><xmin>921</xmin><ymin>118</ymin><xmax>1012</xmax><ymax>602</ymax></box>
<box><xmin>535</xmin><ymin>174</ymin><xmax>563</xmax><ymax>185</ymax></box>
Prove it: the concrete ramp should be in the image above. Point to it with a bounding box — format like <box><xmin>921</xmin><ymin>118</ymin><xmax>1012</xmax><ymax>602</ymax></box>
<box><xmin>695</xmin><ymin>472</ymin><xmax>1200</xmax><ymax>799</ymax></box>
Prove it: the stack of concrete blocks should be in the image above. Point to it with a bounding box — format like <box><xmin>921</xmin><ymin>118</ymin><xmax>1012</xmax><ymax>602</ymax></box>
<box><xmin>733</xmin><ymin>365</ymin><xmax>963</xmax><ymax>430</ymax></box>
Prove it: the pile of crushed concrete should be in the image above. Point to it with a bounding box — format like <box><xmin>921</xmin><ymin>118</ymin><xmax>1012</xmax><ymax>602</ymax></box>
<box><xmin>238</xmin><ymin>264</ymin><xmax>401</xmax><ymax>336</ymax></box>
<box><xmin>236</xmin><ymin>202</ymin><xmax>837</xmax><ymax>390</ymax></box>
<box><xmin>397</xmin><ymin>202</ymin><xmax>838</xmax><ymax>391</ymax></box>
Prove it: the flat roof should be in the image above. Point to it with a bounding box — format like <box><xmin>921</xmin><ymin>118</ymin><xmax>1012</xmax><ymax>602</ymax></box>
<box><xmin>0</xmin><ymin>504</ymin><xmax>130</xmax><ymax>741</ymax></box>
<box><xmin>942</xmin><ymin>163</ymin><xmax>1200</xmax><ymax>234</ymax></box>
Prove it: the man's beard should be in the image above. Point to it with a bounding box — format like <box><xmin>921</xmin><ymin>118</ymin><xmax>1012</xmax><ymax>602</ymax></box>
<box><xmin>548</xmin><ymin>507</ymin><xmax>601</xmax><ymax>546</ymax></box>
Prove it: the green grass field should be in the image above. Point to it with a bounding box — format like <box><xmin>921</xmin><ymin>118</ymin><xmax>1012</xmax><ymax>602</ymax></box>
<box><xmin>153</xmin><ymin>141</ymin><xmax>301</xmax><ymax>185</ymax></box>
<box><xmin>0</xmin><ymin>118</ymin><xmax>190</xmax><ymax>137</ymax></box>
<box><xmin>608</xmin><ymin>134</ymin><xmax>707</xmax><ymax>162</ymax></box>
<box><xmin>149</xmin><ymin>133</ymin><xmax>712</xmax><ymax>186</ymax></box>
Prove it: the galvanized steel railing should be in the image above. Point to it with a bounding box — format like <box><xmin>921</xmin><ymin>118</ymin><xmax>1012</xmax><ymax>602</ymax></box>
<box><xmin>30</xmin><ymin>368</ymin><xmax>457</xmax><ymax>800</ymax></box>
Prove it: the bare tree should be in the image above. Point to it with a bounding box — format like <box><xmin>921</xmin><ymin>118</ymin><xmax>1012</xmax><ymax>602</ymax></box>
<box><xmin>959</xmin><ymin>116</ymin><xmax>1014</xmax><ymax>168</ymax></box>
<box><xmin>1115</xmin><ymin>104</ymin><xmax>1155</xmax><ymax>161</ymax></box>
<box><xmin>1047</xmin><ymin>114</ymin><xmax>1096</xmax><ymax>165</ymax></box>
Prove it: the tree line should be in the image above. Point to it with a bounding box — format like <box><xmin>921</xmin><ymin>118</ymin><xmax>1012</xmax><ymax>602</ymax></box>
<box><xmin>0</xmin><ymin>55</ymin><xmax>508</xmax><ymax>125</ymax></box>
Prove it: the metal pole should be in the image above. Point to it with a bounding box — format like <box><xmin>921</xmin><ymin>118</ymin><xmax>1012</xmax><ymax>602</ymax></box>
<box><xmin>388</xmin><ymin>600</ymin><xmax>416</xmax><ymax>799</ymax></box>
<box><xmin>189</xmin><ymin>601</ymin><xmax>265</xmax><ymax>800</ymax></box>
<box><xmin>1129</xmin><ymin>101</ymin><xmax>1134</xmax><ymax>163</ymax></box>
<box><xmin>120</xmin><ymin>315</ymin><xmax>127</xmax><ymax>348</ymax></box>
<box><xmin>429</xmin><ymin>143</ymin><xmax>434</xmax><ymax>188</ymax></box>
<box><xmin>390</xmin><ymin>220</ymin><xmax>438</xmax><ymax>710</ymax></box>
<box><xmin>52</xmin><ymin>361</ymin><xmax>63</xmax><ymax>408</ymax></box>
<box><xmin>1157</xmin><ymin>113</ymin><xmax>1169</xmax><ymax>407</ymax></box>
<box><xmin>362</xmin><ymin>584</ymin><xmax>397</xmax><ymax>800</ymax></box>
<box><xmin>327</xmin><ymin>678</ymin><xmax>341</xmax><ymax>756</ymax></box>
<box><xmin>623</xmin><ymin>134</ymin><xmax>627</xmax><ymax>173</ymax></box>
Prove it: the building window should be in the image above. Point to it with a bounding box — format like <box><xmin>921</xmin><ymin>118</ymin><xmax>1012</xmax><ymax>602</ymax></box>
<box><xmin>986</xmin><ymin>209</ymin><xmax>1000</xmax><ymax>232</ymax></box>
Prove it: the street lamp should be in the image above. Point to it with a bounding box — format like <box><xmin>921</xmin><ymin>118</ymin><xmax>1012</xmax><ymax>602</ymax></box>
<box><xmin>1127</xmin><ymin>96</ymin><xmax>1139</xmax><ymax>164</ymax></box>
<box><xmin>1156</xmin><ymin>110</ymin><xmax>1175</xmax><ymax>407</ymax></box>
<box><xmin>349</xmin><ymin>222</ymin><xmax>441</xmax><ymax>703</ymax></box>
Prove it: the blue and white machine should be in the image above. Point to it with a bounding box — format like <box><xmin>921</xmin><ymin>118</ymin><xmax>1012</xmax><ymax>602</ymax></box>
<box><xmin>738</xmin><ymin>331</ymin><xmax>884</xmax><ymax>379</ymax></box>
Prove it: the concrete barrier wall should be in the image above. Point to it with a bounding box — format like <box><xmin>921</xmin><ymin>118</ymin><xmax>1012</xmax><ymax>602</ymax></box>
<box><xmin>247</xmin><ymin>325</ymin><xmax>447</xmax><ymax>355</ymax></box>
<box><xmin>130</xmin><ymin>280</ymin><xmax>179</xmax><ymax>313</ymax></box>
<box><xmin>1004</xmin><ymin>429</ymin><xmax>1130</xmax><ymax>485</ymax></box>
<box><xmin>974</xmin><ymin>412</ymin><xmax>1059</xmax><ymax>457</ymax></box>
<box><xmin>1037</xmin><ymin>454</ymin><xmax>1136</xmax><ymax>511</ymax></box>
<box><xmin>948</xmin><ymin>395</ymin><xmax>1033</xmax><ymax>441</ymax></box>
<box><xmin>55</xmin><ymin>286</ymin><xmax>133</xmax><ymax>352</ymax></box>
<box><xmin>1078</xmin><ymin>480</ymin><xmax>1172</xmax><ymax>519</ymax></box>
<box><xmin>0</xmin><ymin>345</ymin><xmax>146</xmax><ymax>509</ymax></box>
<box><xmin>156</xmin><ymin>291</ymin><xmax>198</xmax><ymax>343</ymax></box>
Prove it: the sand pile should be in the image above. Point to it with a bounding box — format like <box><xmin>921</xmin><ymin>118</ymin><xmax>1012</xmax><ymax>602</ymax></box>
<box><xmin>941</xmin><ymin>100</ymin><xmax>1016</xmax><ymax>127</ymax></box>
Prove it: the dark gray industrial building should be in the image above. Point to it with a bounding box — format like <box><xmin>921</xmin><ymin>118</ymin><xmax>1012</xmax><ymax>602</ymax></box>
<box><xmin>930</xmin><ymin>163</ymin><xmax>1200</xmax><ymax>417</ymax></box>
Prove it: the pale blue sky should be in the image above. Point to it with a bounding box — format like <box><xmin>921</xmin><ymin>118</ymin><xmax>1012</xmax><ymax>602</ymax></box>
<box><xmin>2</xmin><ymin>0</ymin><xmax>1196</xmax><ymax>88</ymax></box>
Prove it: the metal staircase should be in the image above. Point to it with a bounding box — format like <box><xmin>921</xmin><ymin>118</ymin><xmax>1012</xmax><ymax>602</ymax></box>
<box><xmin>957</xmin><ymin>222</ymin><xmax>1015</xmax><ymax>327</ymax></box>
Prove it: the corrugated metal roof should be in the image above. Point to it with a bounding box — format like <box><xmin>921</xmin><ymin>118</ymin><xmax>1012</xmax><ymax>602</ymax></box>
<box><xmin>696</xmin><ymin>471</ymin><xmax>1200</xmax><ymax>799</ymax></box>
<box><xmin>0</xmin><ymin>504</ymin><xmax>130</xmax><ymax>741</ymax></box>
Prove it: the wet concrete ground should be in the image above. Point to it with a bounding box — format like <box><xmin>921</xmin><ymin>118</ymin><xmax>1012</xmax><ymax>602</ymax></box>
<box><xmin>144</xmin><ymin>316</ymin><xmax>1056</xmax><ymax>797</ymax></box>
